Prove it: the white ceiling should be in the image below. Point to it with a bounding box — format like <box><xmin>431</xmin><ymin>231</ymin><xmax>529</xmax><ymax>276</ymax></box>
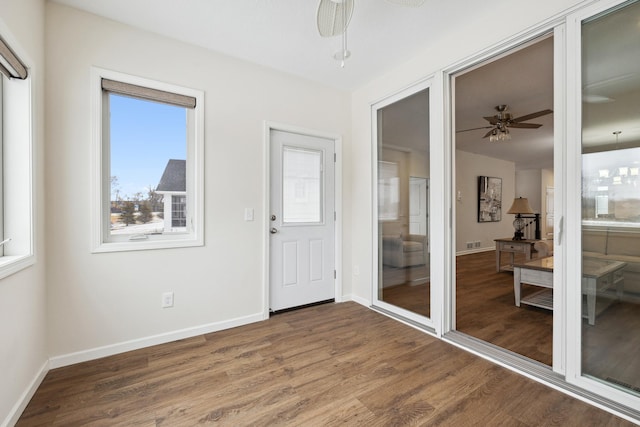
<box><xmin>50</xmin><ymin>0</ymin><xmax>505</xmax><ymax>91</ymax></box>
<box><xmin>51</xmin><ymin>0</ymin><xmax>640</xmax><ymax>170</ymax></box>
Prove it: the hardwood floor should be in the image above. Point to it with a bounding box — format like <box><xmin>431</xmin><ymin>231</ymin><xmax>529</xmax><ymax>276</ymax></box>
<box><xmin>456</xmin><ymin>250</ymin><xmax>553</xmax><ymax>366</ymax></box>
<box><xmin>18</xmin><ymin>302</ymin><xmax>635</xmax><ymax>426</ymax></box>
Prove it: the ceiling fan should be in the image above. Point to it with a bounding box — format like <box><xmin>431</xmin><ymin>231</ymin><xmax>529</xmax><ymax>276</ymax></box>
<box><xmin>457</xmin><ymin>105</ymin><xmax>553</xmax><ymax>141</ymax></box>
<box><xmin>316</xmin><ymin>0</ymin><xmax>426</xmax><ymax>66</ymax></box>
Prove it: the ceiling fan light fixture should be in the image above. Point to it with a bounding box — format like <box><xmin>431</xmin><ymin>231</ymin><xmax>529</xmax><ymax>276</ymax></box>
<box><xmin>489</xmin><ymin>127</ymin><xmax>511</xmax><ymax>142</ymax></box>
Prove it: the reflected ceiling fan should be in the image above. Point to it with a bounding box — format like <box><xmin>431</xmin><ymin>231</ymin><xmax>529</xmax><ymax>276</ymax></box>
<box><xmin>457</xmin><ymin>105</ymin><xmax>553</xmax><ymax>142</ymax></box>
<box><xmin>316</xmin><ymin>0</ymin><xmax>426</xmax><ymax>66</ymax></box>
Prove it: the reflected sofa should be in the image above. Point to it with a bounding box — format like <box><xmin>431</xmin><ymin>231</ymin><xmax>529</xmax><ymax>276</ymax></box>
<box><xmin>382</xmin><ymin>234</ymin><xmax>427</xmax><ymax>268</ymax></box>
<box><xmin>582</xmin><ymin>226</ymin><xmax>640</xmax><ymax>296</ymax></box>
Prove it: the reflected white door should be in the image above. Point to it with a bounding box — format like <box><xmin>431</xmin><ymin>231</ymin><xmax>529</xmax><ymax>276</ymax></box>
<box><xmin>270</xmin><ymin>129</ymin><xmax>335</xmax><ymax>311</ymax></box>
<box><xmin>409</xmin><ymin>177</ymin><xmax>428</xmax><ymax>235</ymax></box>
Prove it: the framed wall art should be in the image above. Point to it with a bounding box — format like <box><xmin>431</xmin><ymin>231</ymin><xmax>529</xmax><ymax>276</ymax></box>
<box><xmin>478</xmin><ymin>176</ymin><xmax>502</xmax><ymax>222</ymax></box>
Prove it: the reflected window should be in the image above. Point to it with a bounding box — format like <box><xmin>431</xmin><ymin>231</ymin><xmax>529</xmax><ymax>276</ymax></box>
<box><xmin>581</xmin><ymin>0</ymin><xmax>640</xmax><ymax>397</ymax></box>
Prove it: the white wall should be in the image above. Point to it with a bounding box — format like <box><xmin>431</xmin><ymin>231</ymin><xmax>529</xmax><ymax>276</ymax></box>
<box><xmin>45</xmin><ymin>3</ymin><xmax>351</xmax><ymax>362</ymax></box>
<box><xmin>349</xmin><ymin>0</ymin><xmax>585</xmax><ymax>302</ymax></box>
<box><xmin>516</xmin><ymin>169</ymin><xmax>543</xmax><ymax>212</ymax></box>
<box><xmin>456</xmin><ymin>150</ymin><xmax>515</xmax><ymax>251</ymax></box>
<box><xmin>0</xmin><ymin>0</ymin><xmax>47</xmax><ymax>425</ymax></box>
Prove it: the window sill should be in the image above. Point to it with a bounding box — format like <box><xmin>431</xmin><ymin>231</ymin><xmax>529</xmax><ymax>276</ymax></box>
<box><xmin>0</xmin><ymin>254</ymin><xmax>35</xmax><ymax>280</ymax></box>
<box><xmin>92</xmin><ymin>236</ymin><xmax>203</xmax><ymax>254</ymax></box>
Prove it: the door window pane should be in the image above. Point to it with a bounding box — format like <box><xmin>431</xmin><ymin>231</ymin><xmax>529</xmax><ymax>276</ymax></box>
<box><xmin>282</xmin><ymin>147</ymin><xmax>322</xmax><ymax>224</ymax></box>
<box><xmin>581</xmin><ymin>0</ymin><xmax>640</xmax><ymax>397</ymax></box>
<box><xmin>377</xmin><ymin>88</ymin><xmax>431</xmax><ymax>319</ymax></box>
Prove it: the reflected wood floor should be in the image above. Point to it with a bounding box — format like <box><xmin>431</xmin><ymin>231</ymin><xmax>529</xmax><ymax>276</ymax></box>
<box><xmin>18</xmin><ymin>302</ymin><xmax>635</xmax><ymax>426</ymax></box>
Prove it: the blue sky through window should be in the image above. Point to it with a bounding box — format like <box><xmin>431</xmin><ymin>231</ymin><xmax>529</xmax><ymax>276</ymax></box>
<box><xmin>110</xmin><ymin>94</ymin><xmax>186</xmax><ymax>200</ymax></box>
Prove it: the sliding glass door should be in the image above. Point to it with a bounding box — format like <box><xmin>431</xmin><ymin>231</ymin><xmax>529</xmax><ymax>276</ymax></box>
<box><xmin>451</xmin><ymin>34</ymin><xmax>556</xmax><ymax>366</ymax></box>
<box><xmin>578</xmin><ymin>0</ymin><xmax>640</xmax><ymax>400</ymax></box>
<box><xmin>373</xmin><ymin>82</ymin><xmax>433</xmax><ymax>326</ymax></box>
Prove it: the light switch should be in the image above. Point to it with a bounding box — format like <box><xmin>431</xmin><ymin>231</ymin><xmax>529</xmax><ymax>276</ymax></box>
<box><xmin>244</xmin><ymin>208</ymin><xmax>254</xmax><ymax>221</ymax></box>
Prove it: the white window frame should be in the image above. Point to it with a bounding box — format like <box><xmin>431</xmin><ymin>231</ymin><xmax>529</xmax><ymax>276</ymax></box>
<box><xmin>90</xmin><ymin>67</ymin><xmax>204</xmax><ymax>253</ymax></box>
<box><xmin>0</xmin><ymin>40</ymin><xmax>35</xmax><ymax>279</ymax></box>
<box><xmin>565</xmin><ymin>0</ymin><xmax>640</xmax><ymax>413</ymax></box>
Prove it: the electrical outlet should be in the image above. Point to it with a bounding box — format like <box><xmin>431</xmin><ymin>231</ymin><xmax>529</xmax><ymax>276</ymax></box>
<box><xmin>162</xmin><ymin>291</ymin><xmax>174</xmax><ymax>308</ymax></box>
<box><xmin>475</xmin><ymin>241</ymin><xmax>481</xmax><ymax>248</ymax></box>
<box><xmin>466</xmin><ymin>242</ymin><xmax>473</xmax><ymax>249</ymax></box>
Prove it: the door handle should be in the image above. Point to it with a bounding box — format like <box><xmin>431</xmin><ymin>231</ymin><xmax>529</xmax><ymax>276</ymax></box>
<box><xmin>270</xmin><ymin>228</ymin><xmax>278</xmax><ymax>234</ymax></box>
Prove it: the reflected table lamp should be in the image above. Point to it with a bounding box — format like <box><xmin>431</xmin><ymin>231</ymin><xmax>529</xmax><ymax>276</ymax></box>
<box><xmin>507</xmin><ymin>197</ymin><xmax>534</xmax><ymax>240</ymax></box>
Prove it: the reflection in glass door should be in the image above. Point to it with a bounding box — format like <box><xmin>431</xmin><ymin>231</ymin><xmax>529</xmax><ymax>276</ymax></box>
<box><xmin>581</xmin><ymin>0</ymin><xmax>640</xmax><ymax>397</ymax></box>
<box><xmin>376</xmin><ymin>88</ymin><xmax>431</xmax><ymax>319</ymax></box>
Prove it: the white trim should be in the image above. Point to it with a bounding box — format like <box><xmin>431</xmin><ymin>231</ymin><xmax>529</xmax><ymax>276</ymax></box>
<box><xmin>347</xmin><ymin>293</ymin><xmax>371</xmax><ymax>307</ymax></box>
<box><xmin>371</xmin><ymin>78</ymin><xmax>436</xmax><ymax>332</ymax></box>
<box><xmin>263</xmin><ymin>121</ymin><xmax>343</xmax><ymax>315</ymax></box>
<box><xmin>552</xmin><ymin>23</ymin><xmax>567</xmax><ymax>376</ymax></box>
<box><xmin>49</xmin><ymin>312</ymin><xmax>264</xmax><ymax>369</ymax></box>
<box><xmin>2</xmin><ymin>360</ymin><xmax>49</xmax><ymax>427</ymax></box>
<box><xmin>564</xmin><ymin>0</ymin><xmax>640</xmax><ymax>413</ymax></box>
<box><xmin>89</xmin><ymin>67</ymin><xmax>204</xmax><ymax>253</ymax></box>
<box><xmin>0</xmin><ymin>25</ymin><xmax>35</xmax><ymax>279</ymax></box>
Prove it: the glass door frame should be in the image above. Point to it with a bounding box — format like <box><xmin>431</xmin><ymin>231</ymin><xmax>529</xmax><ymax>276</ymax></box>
<box><xmin>371</xmin><ymin>77</ymin><xmax>443</xmax><ymax>333</ymax></box>
<box><xmin>565</xmin><ymin>0</ymin><xmax>640</xmax><ymax>411</ymax></box>
<box><xmin>441</xmin><ymin>25</ymin><xmax>567</xmax><ymax>375</ymax></box>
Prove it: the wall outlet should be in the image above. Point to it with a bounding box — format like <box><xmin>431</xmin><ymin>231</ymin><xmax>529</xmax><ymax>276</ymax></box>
<box><xmin>162</xmin><ymin>291</ymin><xmax>174</xmax><ymax>308</ymax></box>
<box><xmin>466</xmin><ymin>242</ymin><xmax>473</xmax><ymax>249</ymax></box>
<box><xmin>474</xmin><ymin>241</ymin><xmax>481</xmax><ymax>248</ymax></box>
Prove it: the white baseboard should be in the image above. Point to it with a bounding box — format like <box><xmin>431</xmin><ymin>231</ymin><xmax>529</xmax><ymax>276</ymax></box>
<box><xmin>2</xmin><ymin>360</ymin><xmax>49</xmax><ymax>427</ymax></box>
<box><xmin>456</xmin><ymin>246</ymin><xmax>494</xmax><ymax>256</ymax></box>
<box><xmin>345</xmin><ymin>294</ymin><xmax>371</xmax><ymax>307</ymax></box>
<box><xmin>49</xmin><ymin>312</ymin><xmax>265</xmax><ymax>369</ymax></box>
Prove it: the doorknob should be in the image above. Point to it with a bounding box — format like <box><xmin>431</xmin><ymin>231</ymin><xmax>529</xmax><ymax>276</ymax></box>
<box><xmin>270</xmin><ymin>228</ymin><xmax>278</xmax><ymax>234</ymax></box>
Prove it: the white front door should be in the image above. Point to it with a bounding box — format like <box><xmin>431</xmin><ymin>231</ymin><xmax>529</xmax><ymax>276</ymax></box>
<box><xmin>269</xmin><ymin>129</ymin><xmax>335</xmax><ymax>311</ymax></box>
<box><xmin>409</xmin><ymin>177</ymin><xmax>428</xmax><ymax>236</ymax></box>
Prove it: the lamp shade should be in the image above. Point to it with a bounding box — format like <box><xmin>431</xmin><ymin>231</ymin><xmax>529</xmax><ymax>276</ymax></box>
<box><xmin>507</xmin><ymin>197</ymin><xmax>534</xmax><ymax>214</ymax></box>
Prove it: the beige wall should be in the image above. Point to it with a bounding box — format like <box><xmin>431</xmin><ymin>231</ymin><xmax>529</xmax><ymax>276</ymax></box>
<box><xmin>456</xmin><ymin>150</ymin><xmax>515</xmax><ymax>251</ymax></box>
<box><xmin>44</xmin><ymin>3</ymin><xmax>351</xmax><ymax>361</ymax></box>
<box><xmin>0</xmin><ymin>0</ymin><xmax>47</xmax><ymax>424</ymax></box>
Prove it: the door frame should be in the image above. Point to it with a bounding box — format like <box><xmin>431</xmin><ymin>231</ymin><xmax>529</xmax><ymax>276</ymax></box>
<box><xmin>371</xmin><ymin>78</ymin><xmax>440</xmax><ymax>332</ymax></box>
<box><xmin>442</xmin><ymin>26</ymin><xmax>566</xmax><ymax>374</ymax></box>
<box><xmin>263</xmin><ymin>121</ymin><xmax>343</xmax><ymax>319</ymax></box>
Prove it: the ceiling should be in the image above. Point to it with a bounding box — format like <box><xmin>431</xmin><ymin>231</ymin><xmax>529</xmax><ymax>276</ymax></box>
<box><xmin>51</xmin><ymin>0</ymin><xmax>472</xmax><ymax>91</ymax></box>
<box><xmin>51</xmin><ymin>0</ymin><xmax>640</xmax><ymax>170</ymax></box>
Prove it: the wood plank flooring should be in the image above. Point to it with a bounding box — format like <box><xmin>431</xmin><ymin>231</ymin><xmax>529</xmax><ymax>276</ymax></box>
<box><xmin>18</xmin><ymin>302</ymin><xmax>636</xmax><ymax>426</ymax></box>
<box><xmin>455</xmin><ymin>250</ymin><xmax>553</xmax><ymax>366</ymax></box>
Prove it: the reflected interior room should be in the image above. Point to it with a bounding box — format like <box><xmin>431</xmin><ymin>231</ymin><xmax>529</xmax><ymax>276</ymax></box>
<box><xmin>378</xmin><ymin>88</ymin><xmax>431</xmax><ymax>318</ymax></box>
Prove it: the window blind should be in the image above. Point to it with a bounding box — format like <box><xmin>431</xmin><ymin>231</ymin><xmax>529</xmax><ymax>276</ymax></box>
<box><xmin>0</xmin><ymin>35</ymin><xmax>28</xmax><ymax>80</ymax></box>
<box><xmin>101</xmin><ymin>79</ymin><xmax>196</xmax><ymax>109</ymax></box>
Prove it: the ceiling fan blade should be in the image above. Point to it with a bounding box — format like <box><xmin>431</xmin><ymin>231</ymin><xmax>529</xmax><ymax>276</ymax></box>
<box><xmin>317</xmin><ymin>0</ymin><xmax>354</xmax><ymax>37</ymax></box>
<box><xmin>509</xmin><ymin>122</ymin><xmax>542</xmax><ymax>129</ymax></box>
<box><xmin>512</xmin><ymin>109</ymin><xmax>553</xmax><ymax>123</ymax></box>
<box><xmin>483</xmin><ymin>129</ymin><xmax>495</xmax><ymax>138</ymax></box>
<box><xmin>483</xmin><ymin>116</ymin><xmax>499</xmax><ymax>125</ymax></box>
<box><xmin>456</xmin><ymin>125</ymin><xmax>493</xmax><ymax>133</ymax></box>
<box><xmin>385</xmin><ymin>0</ymin><xmax>426</xmax><ymax>6</ymax></box>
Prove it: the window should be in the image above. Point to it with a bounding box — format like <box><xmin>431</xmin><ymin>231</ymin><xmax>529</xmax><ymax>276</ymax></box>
<box><xmin>0</xmin><ymin>33</ymin><xmax>34</xmax><ymax>278</ymax></box>
<box><xmin>91</xmin><ymin>68</ymin><xmax>204</xmax><ymax>252</ymax></box>
<box><xmin>171</xmin><ymin>195</ymin><xmax>187</xmax><ymax>228</ymax></box>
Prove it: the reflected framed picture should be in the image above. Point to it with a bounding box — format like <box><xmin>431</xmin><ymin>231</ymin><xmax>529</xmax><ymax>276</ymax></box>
<box><xmin>478</xmin><ymin>176</ymin><xmax>502</xmax><ymax>222</ymax></box>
